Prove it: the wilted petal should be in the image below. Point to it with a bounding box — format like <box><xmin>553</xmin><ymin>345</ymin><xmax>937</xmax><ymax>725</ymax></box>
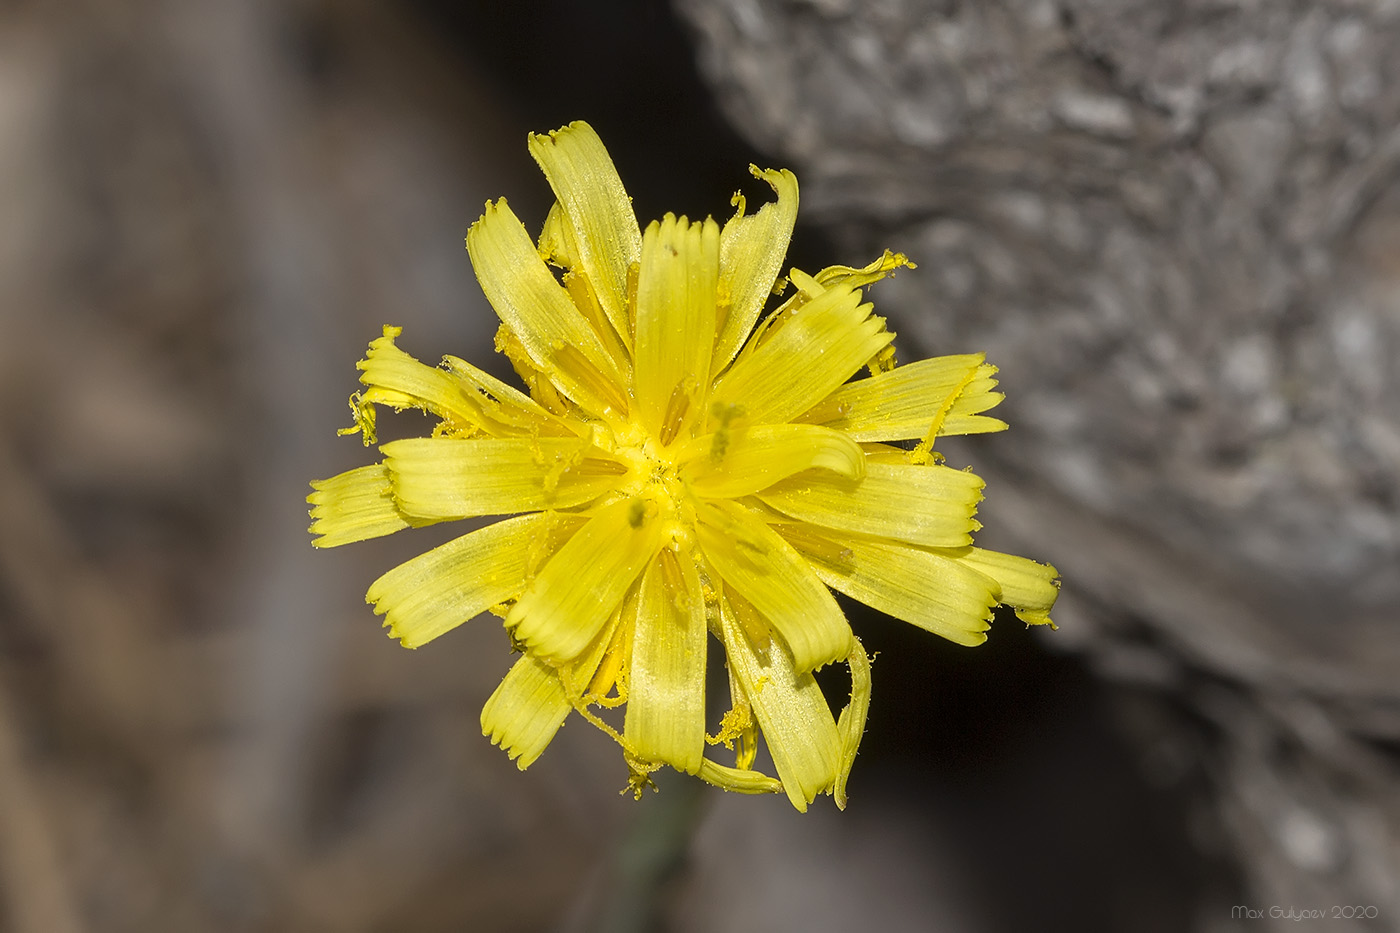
<box><xmin>351</xmin><ymin>326</ymin><xmax>479</xmax><ymax>435</ymax></box>
<box><xmin>714</xmin><ymin>167</ymin><xmax>798</xmax><ymax>373</ymax></box>
<box><xmin>834</xmin><ymin>636</ymin><xmax>871</xmax><ymax>810</ymax></box>
<box><xmin>958</xmin><ymin>547</ymin><xmax>1060</xmax><ymax>627</ymax></box>
<box><xmin>439</xmin><ymin>353</ymin><xmax>583</xmax><ymax>438</ymax></box>
<box><xmin>812</xmin><ymin>249</ymin><xmax>913</xmax><ymax>290</ymax></box>
<box><xmin>696</xmin><ymin>758</ymin><xmax>784</xmax><ymax>796</ymax></box>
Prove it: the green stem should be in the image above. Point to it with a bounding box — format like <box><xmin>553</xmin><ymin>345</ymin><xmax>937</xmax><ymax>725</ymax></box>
<box><xmin>589</xmin><ymin>773</ymin><xmax>709</xmax><ymax>933</ymax></box>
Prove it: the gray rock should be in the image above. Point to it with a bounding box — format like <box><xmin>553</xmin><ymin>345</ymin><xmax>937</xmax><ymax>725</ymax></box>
<box><xmin>678</xmin><ymin>0</ymin><xmax>1400</xmax><ymax>922</ymax></box>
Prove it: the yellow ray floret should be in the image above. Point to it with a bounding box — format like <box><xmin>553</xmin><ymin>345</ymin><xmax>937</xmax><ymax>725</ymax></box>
<box><xmin>795</xmin><ymin>353</ymin><xmax>1007</xmax><ymax>441</ymax></box>
<box><xmin>714</xmin><ymin>166</ymin><xmax>798</xmax><ymax>372</ymax></box>
<box><xmin>528</xmin><ymin>122</ymin><xmax>641</xmax><ymax>344</ymax></box>
<box><xmin>758</xmin><ymin>459</ymin><xmax>983</xmax><ymax>548</ymax></box>
<box><xmin>710</xmin><ymin>283</ymin><xmax>893</xmax><ymax>426</ymax></box>
<box><xmin>506</xmin><ymin>496</ymin><xmax>668</xmax><ymax>663</ymax></box>
<box><xmin>717</xmin><ymin>588</ymin><xmax>841</xmax><ymax>812</ymax></box>
<box><xmin>622</xmin><ymin>548</ymin><xmax>708</xmax><ymax>774</ymax></box>
<box><xmin>382</xmin><ymin>436</ymin><xmax>623</xmax><ymax>521</ymax></box>
<box><xmin>697</xmin><ymin>500</ymin><xmax>853</xmax><ymax>672</ymax></box>
<box><xmin>467</xmin><ymin>198</ymin><xmax>628</xmax><ymax>416</ymax></box>
<box><xmin>679</xmin><ymin>423</ymin><xmax>864</xmax><ymax>498</ymax></box>
<box><xmin>308</xmin><ymin>463</ymin><xmax>426</xmax><ymax>547</ymax></box>
<box><xmin>366</xmin><ymin>512</ymin><xmax>581</xmax><ymax>648</ymax></box>
<box><xmin>633</xmin><ymin>214</ymin><xmax>720</xmax><ymax>443</ymax></box>
<box><xmin>482</xmin><ymin>654</ymin><xmax>572</xmax><ymax>769</ymax></box>
<box><xmin>308</xmin><ymin>119</ymin><xmax>1059</xmax><ymax>810</ymax></box>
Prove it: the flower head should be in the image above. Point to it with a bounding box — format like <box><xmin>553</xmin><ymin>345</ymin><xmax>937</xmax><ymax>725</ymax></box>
<box><xmin>308</xmin><ymin>122</ymin><xmax>1058</xmax><ymax>810</ymax></box>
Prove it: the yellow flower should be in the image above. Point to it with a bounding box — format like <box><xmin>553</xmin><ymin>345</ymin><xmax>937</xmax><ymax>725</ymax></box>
<box><xmin>308</xmin><ymin>121</ymin><xmax>1058</xmax><ymax>811</ymax></box>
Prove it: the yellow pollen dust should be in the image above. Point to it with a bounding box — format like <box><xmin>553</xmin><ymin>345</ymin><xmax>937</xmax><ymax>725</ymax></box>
<box><xmin>602</xmin><ymin>416</ymin><xmax>695</xmax><ymax>547</ymax></box>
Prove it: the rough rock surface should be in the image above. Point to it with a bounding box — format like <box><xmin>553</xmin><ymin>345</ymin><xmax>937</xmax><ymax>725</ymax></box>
<box><xmin>677</xmin><ymin>0</ymin><xmax>1400</xmax><ymax>924</ymax></box>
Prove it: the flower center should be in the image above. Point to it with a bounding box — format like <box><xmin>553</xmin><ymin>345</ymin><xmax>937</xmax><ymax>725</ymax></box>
<box><xmin>597</xmin><ymin>417</ymin><xmax>695</xmax><ymax>546</ymax></box>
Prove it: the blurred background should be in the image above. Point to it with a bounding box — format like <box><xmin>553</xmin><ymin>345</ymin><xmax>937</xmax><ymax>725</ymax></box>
<box><xmin>1</xmin><ymin>0</ymin><xmax>1397</xmax><ymax>930</ymax></box>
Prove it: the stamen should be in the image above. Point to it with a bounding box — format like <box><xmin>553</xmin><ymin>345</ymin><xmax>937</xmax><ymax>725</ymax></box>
<box><xmin>657</xmin><ymin>380</ymin><xmax>693</xmax><ymax>446</ymax></box>
<box><xmin>552</xmin><ymin>343</ymin><xmax>629</xmax><ymax>416</ymax></box>
<box><xmin>908</xmin><ymin>359</ymin><xmax>981</xmax><ymax>466</ymax></box>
